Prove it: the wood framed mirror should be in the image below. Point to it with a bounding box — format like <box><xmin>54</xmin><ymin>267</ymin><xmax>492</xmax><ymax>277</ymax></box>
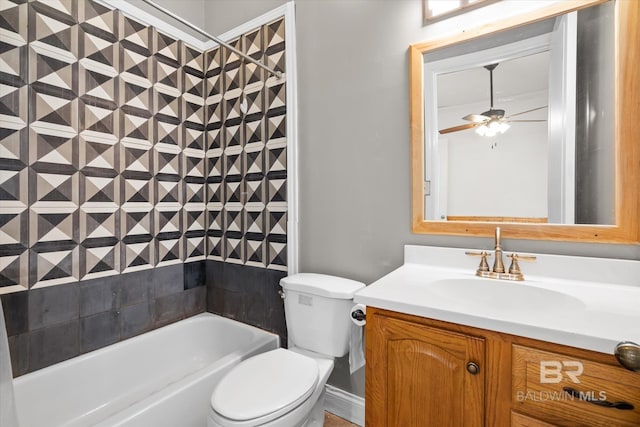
<box><xmin>409</xmin><ymin>0</ymin><xmax>639</xmax><ymax>243</ymax></box>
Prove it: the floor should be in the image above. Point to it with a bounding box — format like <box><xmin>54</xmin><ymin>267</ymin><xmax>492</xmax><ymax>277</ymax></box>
<box><xmin>324</xmin><ymin>412</ymin><xmax>359</xmax><ymax>426</ymax></box>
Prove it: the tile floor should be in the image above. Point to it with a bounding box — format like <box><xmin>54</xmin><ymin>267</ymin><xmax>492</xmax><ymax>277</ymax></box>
<box><xmin>324</xmin><ymin>412</ymin><xmax>359</xmax><ymax>426</ymax></box>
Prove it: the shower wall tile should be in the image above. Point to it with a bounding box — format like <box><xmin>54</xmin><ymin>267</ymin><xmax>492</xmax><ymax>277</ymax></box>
<box><xmin>0</xmin><ymin>4</ymin><xmax>29</xmax><ymax>293</ymax></box>
<box><xmin>2</xmin><ymin>0</ymin><xmax>288</xmax><ymax>374</ymax></box>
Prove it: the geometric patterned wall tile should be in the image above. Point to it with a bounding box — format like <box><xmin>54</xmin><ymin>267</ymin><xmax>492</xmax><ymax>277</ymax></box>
<box><xmin>266</xmin><ymin>146</ymin><xmax>286</xmax><ymax>174</ymax></box>
<box><xmin>30</xmin><ymin>170</ymin><xmax>78</xmax><ymax>205</ymax></box>
<box><xmin>245</xmin><ymin>147</ymin><xmax>264</xmax><ymax>176</ymax></box>
<box><xmin>29</xmin><ymin>204</ymin><xmax>77</xmax><ymax>246</ymax></box>
<box><xmin>121</xmin><ymin>110</ymin><xmax>151</xmax><ymax>146</ymax></box>
<box><xmin>155</xmin><ymin>85</ymin><xmax>181</xmax><ymax>123</ymax></box>
<box><xmin>155</xmin><ymin>118</ymin><xmax>181</xmax><ymax>147</ymax></box>
<box><xmin>266</xmin><ymin>178</ymin><xmax>286</xmax><ymax>203</ymax></box>
<box><xmin>80</xmin><ymin>242</ymin><xmax>120</xmax><ymax>280</ymax></box>
<box><xmin>122</xmin><ymin>177</ymin><xmax>152</xmax><ymax>204</ymax></box>
<box><xmin>156</xmin><ymin>178</ymin><xmax>181</xmax><ymax>204</ymax></box>
<box><xmin>120</xmin><ymin>141</ymin><xmax>152</xmax><ymax>175</ymax></box>
<box><xmin>266</xmin><ymin>208</ymin><xmax>287</xmax><ymax>236</ymax></box>
<box><xmin>244</xmin><ymin>205</ymin><xmax>265</xmax><ymax>236</ymax></box>
<box><xmin>266</xmin><ymin>113</ymin><xmax>286</xmax><ymax>146</ymax></box>
<box><xmin>154</xmin><ymin>143</ymin><xmax>181</xmax><ymax>176</ymax></box>
<box><xmin>206</xmin><ymin>206</ymin><xmax>223</xmax><ymax>233</ymax></box>
<box><xmin>0</xmin><ymin>0</ymin><xmax>28</xmax><ymax>79</ymax></box>
<box><xmin>121</xmin><ymin>238</ymin><xmax>153</xmax><ymax>273</ymax></box>
<box><xmin>185</xmin><ymin>235</ymin><xmax>205</xmax><ymax>262</ymax></box>
<box><xmin>245</xmin><ymin>178</ymin><xmax>264</xmax><ymax>204</ymax></box>
<box><xmin>184</xmin><ymin>70</ymin><xmax>204</xmax><ymax>99</ymax></box>
<box><xmin>29</xmin><ymin>126</ymin><xmax>76</xmax><ymax>168</ymax></box>
<box><xmin>79</xmin><ymin>205</ymin><xmax>118</xmax><ymax>241</ymax></box>
<box><xmin>266</xmin><ymin>80</ymin><xmax>286</xmax><ymax>114</ymax></box>
<box><xmin>224</xmin><ymin>179</ymin><xmax>243</xmax><ymax>204</ymax></box>
<box><xmin>244</xmin><ymin>238</ymin><xmax>265</xmax><ymax>268</ymax></box>
<box><xmin>205</xmin><ymin>46</ymin><xmax>221</xmax><ymax>78</ymax></box>
<box><xmin>222</xmin><ymin>38</ymin><xmax>242</xmax><ymax>72</ymax></box>
<box><xmin>184</xmin><ymin>205</ymin><xmax>206</xmax><ymax>233</ymax></box>
<box><xmin>184</xmin><ymin>124</ymin><xmax>205</xmax><ymax>151</ymax></box>
<box><xmin>224</xmin><ymin>121</ymin><xmax>242</xmax><ymax>148</ymax></box>
<box><xmin>224</xmin><ymin>234</ymin><xmax>243</xmax><ymax>265</ymax></box>
<box><xmin>265</xmin><ymin>18</ymin><xmax>285</xmax><ymax>72</ymax></box>
<box><xmin>183</xmin><ymin>43</ymin><xmax>204</xmax><ymax>78</ymax></box>
<box><xmin>30</xmin><ymin>245</ymin><xmax>79</xmax><ymax>288</ymax></box>
<box><xmin>156</xmin><ymin>57</ymin><xmax>181</xmax><ymax>95</ymax></box>
<box><xmin>120</xmin><ymin>13</ymin><xmax>152</xmax><ymax>57</ymax></box>
<box><xmin>78</xmin><ymin>0</ymin><xmax>118</xmax><ymax>43</ymax></box>
<box><xmin>79</xmin><ymin>59</ymin><xmax>118</xmax><ymax>107</ymax></box>
<box><xmin>206</xmin><ymin>99</ymin><xmax>222</xmax><ymax>127</ymax></box>
<box><xmin>207</xmin><ymin>125</ymin><xmax>223</xmax><ymax>150</ymax></box>
<box><xmin>266</xmin><ymin>239</ymin><xmax>286</xmax><ymax>271</ymax></box>
<box><xmin>156</xmin><ymin>32</ymin><xmax>180</xmax><ymax>65</ymax></box>
<box><xmin>223</xmin><ymin>91</ymin><xmax>242</xmax><ymax>123</ymax></box>
<box><xmin>207</xmin><ymin>234</ymin><xmax>223</xmax><ymax>261</ymax></box>
<box><xmin>79</xmin><ymin>133</ymin><xmax>117</xmax><ymax>171</ymax></box>
<box><xmin>0</xmin><ymin>251</ymin><xmax>29</xmax><ymax>293</ymax></box>
<box><xmin>29</xmin><ymin>89</ymin><xmax>78</xmax><ymax>135</ymax></box>
<box><xmin>243</xmin><ymin>87</ymin><xmax>263</xmax><ymax>118</ymax></box>
<box><xmin>120</xmin><ymin>206</ymin><xmax>152</xmax><ymax>237</ymax></box>
<box><xmin>207</xmin><ymin>181</ymin><xmax>224</xmax><ymax>204</ymax></box>
<box><xmin>224</xmin><ymin>206</ymin><xmax>242</xmax><ymax>233</ymax></box>
<box><xmin>185</xmin><ymin>182</ymin><xmax>204</xmax><ymax>204</ymax></box>
<box><xmin>154</xmin><ymin>205</ymin><xmax>181</xmax><ymax>235</ymax></box>
<box><xmin>120</xmin><ymin>74</ymin><xmax>151</xmax><ymax>112</ymax></box>
<box><xmin>0</xmin><ymin>202</ymin><xmax>28</xmax><ymax>292</ymax></box>
<box><xmin>156</xmin><ymin>235</ymin><xmax>182</xmax><ymax>267</ymax></box>
<box><xmin>0</xmin><ymin>206</ymin><xmax>27</xmax><ymax>247</ymax></box>
<box><xmin>0</xmin><ymin>168</ymin><xmax>28</xmax><ymax>207</ymax></box>
<box><xmin>183</xmin><ymin>151</ymin><xmax>205</xmax><ymax>178</ymax></box>
<box><xmin>183</xmin><ymin>93</ymin><xmax>205</xmax><ymax>127</ymax></box>
<box><xmin>0</xmin><ymin>83</ymin><xmax>28</xmax><ymax>131</ymax></box>
<box><xmin>207</xmin><ymin>153</ymin><xmax>223</xmax><ymax>180</ymax></box>
<box><xmin>80</xmin><ymin>100</ymin><xmax>116</xmax><ymax>137</ymax></box>
<box><xmin>80</xmin><ymin>173</ymin><xmax>118</xmax><ymax>205</ymax></box>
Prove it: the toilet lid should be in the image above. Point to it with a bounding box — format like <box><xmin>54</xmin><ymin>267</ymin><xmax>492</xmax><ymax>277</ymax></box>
<box><xmin>211</xmin><ymin>348</ymin><xmax>319</xmax><ymax>422</ymax></box>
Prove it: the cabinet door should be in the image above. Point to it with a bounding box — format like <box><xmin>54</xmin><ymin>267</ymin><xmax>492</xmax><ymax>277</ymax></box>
<box><xmin>366</xmin><ymin>309</ymin><xmax>485</xmax><ymax>427</ymax></box>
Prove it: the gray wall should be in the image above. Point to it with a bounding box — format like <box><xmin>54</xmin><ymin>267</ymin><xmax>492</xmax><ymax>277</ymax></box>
<box><xmin>187</xmin><ymin>0</ymin><xmax>639</xmax><ymax>397</ymax></box>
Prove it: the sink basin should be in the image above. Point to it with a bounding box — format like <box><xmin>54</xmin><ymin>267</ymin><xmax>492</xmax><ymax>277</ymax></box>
<box><xmin>426</xmin><ymin>278</ymin><xmax>586</xmax><ymax>314</ymax></box>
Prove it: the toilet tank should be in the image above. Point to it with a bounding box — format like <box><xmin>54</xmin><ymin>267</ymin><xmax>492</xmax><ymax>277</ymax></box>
<box><xmin>280</xmin><ymin>274</ymin><xmax>365</xmax><ymax>358</ymax></box>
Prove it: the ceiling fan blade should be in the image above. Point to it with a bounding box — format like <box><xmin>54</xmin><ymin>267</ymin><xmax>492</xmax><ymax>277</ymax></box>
<box><xmin>506</xmin><ymin>106</ymin><xmax>548</xmax><ymax>119</ymax></box>
<box><xmin>462</xmin><ymin>114</ymin><xmax>489</xmax><ymax>123</ymax></box>
<box><xmin>439</xmin><ymin>123</ymin><xmax>479</xmax><ymax>134</ymax></box>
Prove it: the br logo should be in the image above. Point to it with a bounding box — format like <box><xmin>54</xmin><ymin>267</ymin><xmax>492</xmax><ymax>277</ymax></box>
<box><xmin>539</xmin><ymin>361</ymin><xmax>584</xmax><ymax>384</ymax></box>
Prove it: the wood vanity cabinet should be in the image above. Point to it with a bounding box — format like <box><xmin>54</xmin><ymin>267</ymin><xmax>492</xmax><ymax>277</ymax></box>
<box><xmin>365</xmin><ymin>307</ymin><xmax>640</xmax><ymax>427</ymax></box>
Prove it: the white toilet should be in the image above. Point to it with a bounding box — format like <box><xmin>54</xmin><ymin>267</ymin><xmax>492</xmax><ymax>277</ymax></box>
<box><xmin>207</xmin><ymin>273</ymin><xmax>365</xmax><ymax>427</ymax></box>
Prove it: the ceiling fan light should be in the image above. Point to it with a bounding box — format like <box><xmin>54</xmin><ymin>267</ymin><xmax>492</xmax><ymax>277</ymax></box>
<box><xmin>497</xmin><ymin>122</ymin><xmax>510</xmax><ymax>133</ymax></box>
<box><xmin>475</xmin><ymin>125</ymin><xmax>488</xmax><ymax>136</ymax></box>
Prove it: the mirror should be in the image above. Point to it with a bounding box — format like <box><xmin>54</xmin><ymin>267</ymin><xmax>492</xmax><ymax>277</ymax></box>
<box><xmin>409</xmin><ymin>0</ymin><xmax>640</xmax><ymax>243</ymax></box>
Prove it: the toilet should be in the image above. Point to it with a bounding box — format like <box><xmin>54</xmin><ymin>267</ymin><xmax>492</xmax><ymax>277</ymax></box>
<box><xmin>207</xmin><ymin>273</ymin><xmax>365</xmax><ymax>427</ymax></box>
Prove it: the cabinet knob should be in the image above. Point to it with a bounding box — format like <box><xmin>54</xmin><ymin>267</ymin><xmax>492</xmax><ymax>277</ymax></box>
<box><xmin>466</xmin><ymin>361</ymin><xmax>480</xmax><ymax>375</ymax></box>
<box><xmin>615</xmin><ymin>342</ymin><xmax>640</xmax><ymax>372</ymax></box>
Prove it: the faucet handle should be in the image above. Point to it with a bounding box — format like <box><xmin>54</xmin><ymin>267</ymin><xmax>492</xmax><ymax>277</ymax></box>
<box><xmin>506</xmin><ymin>253</ymin><xmax>536</xmax><ymax>276</ymax></box>
<box><xmin>465</xmin><ymin>251</ymin><xmax>491</xmax><ymax>272</ymax></box>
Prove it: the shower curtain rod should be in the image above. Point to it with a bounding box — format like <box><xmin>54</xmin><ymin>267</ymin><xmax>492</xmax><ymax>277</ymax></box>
<box><xmin>140</xmin><ymin>0</ymin><xmax>283</xmax><ymax>79</ymax></box>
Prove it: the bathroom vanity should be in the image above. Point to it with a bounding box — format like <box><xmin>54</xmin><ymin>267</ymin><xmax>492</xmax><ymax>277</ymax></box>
<box><xmin>354</xmin><ymin>246</ymin><xmax>640</xmax><ymax>427</ymax></box>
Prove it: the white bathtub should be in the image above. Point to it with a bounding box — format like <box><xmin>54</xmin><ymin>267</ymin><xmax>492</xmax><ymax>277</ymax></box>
<box><xmin>13</xmin><ymin>313</ymin><xmax>279</xmax><ymax>427</ymax></box>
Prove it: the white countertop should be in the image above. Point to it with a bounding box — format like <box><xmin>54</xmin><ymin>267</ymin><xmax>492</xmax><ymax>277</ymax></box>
<box><xmin>354</xmin><ymin>246</ymin><xmax>640</xmax><ymax>355</ymax></box>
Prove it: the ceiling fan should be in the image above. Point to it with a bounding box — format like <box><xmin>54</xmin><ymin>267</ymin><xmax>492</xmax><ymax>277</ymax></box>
<box><xmin>438</xmin><ymin>63</ymin><xmax>547</xmax><ymax>136</ymax></box>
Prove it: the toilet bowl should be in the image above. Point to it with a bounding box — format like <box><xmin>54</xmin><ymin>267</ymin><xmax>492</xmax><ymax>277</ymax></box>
<box><xmin>207</xmin><ymin>274</ymin><xmax>365</xmax><ymax>427</ymax></box>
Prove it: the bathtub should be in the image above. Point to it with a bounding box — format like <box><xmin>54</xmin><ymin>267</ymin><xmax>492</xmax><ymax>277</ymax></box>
<box><xmin>13</xmin><ymin>313</ymin><xmax>279</xmax><ymax>427</ymax></box>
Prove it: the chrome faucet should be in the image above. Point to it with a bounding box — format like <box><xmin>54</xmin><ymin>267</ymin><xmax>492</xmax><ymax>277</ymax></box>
<box><xmin>465</xmin><ymin>227</ymin><xmax>536</xmax><ymax>281</ymax></box>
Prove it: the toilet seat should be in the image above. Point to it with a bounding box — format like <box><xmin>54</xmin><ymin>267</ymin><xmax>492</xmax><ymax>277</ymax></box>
<box><xmin>210</xmin><ymin>348</ymin><xmax>319</xmax><ymax>425</ymax></box>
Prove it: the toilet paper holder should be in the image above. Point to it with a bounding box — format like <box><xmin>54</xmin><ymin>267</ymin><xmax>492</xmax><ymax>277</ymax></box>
<box><xmin>351</xmin><ymin>309</ymin><xmax>366</xmax><ymax>322</ymax></box>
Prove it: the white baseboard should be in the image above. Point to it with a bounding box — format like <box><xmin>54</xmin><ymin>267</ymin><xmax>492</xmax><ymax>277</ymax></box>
<box><xmin>324</xmin><ymin>384</ymin><xmax>365</xmax><ymax>426</ymax></box>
